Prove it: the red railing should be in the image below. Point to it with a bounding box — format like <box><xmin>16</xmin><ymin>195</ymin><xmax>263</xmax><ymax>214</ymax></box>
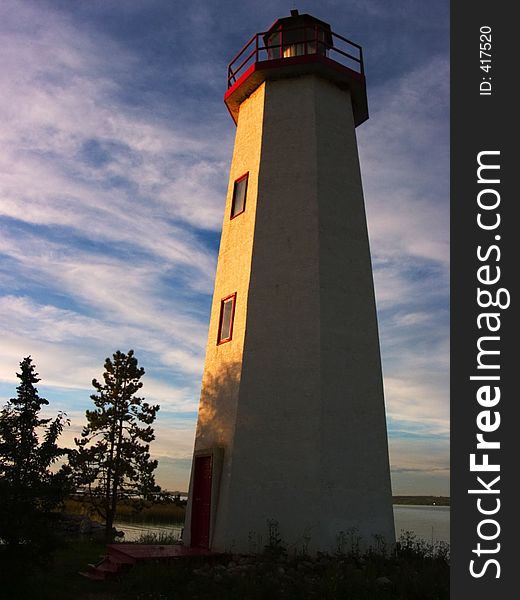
<box><xmin>227</xmin><ymin>25</ymin><xmax>364</xmax><ymax>88</ymax></box>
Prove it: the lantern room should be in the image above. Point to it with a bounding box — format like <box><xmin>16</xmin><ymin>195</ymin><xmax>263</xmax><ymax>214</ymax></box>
<box><xmin>224</xmin><ymin>10</ymin><xmax>368</xmax><ymax>127</ymax></box>
<box><xmin>263</xmin><ymin>10</ymin><xmax>333</xmax><ymax>59</ymax></box>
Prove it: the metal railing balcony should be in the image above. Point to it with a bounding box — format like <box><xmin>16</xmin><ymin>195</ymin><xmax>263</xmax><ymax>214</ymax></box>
<box><xmin>227</xmin><ymin>25</ymin><xmax>364</xmax><ymax>89</ymax></box>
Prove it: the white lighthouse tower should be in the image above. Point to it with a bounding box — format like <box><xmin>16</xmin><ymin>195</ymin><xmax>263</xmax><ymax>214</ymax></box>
<box><xmin>184</xmin><ymin>10</ymin><xmax>395</xmax><ymax>554</ymax></box>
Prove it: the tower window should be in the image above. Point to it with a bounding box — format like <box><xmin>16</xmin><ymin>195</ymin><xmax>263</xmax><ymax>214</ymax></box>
<box><xmin>217</xmin><ymin>293</ymin><xmax>236</xmax><ymax>344</ymax></box>
<box><xmin>231</xmin><ymin>173</ymin><xmax>248</xmax><ymax>218</ymax></box>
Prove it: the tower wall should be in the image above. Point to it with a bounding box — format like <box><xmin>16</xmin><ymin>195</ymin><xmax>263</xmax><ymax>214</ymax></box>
<box><xmin>186</xmin><ymin>74</ymin><xmax>394</xmax><ymax>553</ymax></box>
<box><xmin>183</xmin><ymin>83</ymin><xmax>265</xmax><ymax>548</ymax></box>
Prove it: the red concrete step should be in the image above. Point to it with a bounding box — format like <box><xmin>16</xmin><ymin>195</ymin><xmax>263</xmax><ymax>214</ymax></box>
<box><xmin>80</xmin><ymin>555</ymin><xmax>124</xmax><ymax>581</ymax></box>
<box><xmin>82</xmin><ymin>544</ymin><xmax>218</xmax><ymax>582</ymax></box>
<box><xmin>106</xmin><ymin>545</ymin><xmax>138</xmax><ymax>565</ymax></box>
<box><xmin>88</xmin><ymin>558</ymin><xmax>119</xmax><ymax>574</ymax></box>
<box><xmin>107</xmin><ymin>543</ymin><xmax>214</xmax><ymax>561</ymax></box>
<box><xmin>79</xmin><ymin>569</ymin><xmax>106</xmax><ymax>581</ymax></box>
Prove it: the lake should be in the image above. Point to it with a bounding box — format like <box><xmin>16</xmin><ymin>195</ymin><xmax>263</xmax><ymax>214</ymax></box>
<box><xmin>114</xmin><ymin>520</ymin><xmax>183</xmax><ymax>542</ymax></box>
<box><xmin>393</xmin><ymin>505</ymin><xmax>450</xmax><ymax>544</ymax></box>
<box><xmin>115</xmin><ymin>505</ymin><xmax>450</xmax><ymax>545</ymax></box>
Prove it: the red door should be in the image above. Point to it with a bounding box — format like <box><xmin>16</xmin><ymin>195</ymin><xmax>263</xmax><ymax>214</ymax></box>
<box><xmin>191</xmin><ymin>455</ymin><xmax>212</xmax><ymax>548</ymax></box>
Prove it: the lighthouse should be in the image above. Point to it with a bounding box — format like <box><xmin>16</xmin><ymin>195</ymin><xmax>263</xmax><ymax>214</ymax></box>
<box><xmin>184</xmin><ymin>10</ymin><xmax>395</xmax><ymax>553</ymax></box>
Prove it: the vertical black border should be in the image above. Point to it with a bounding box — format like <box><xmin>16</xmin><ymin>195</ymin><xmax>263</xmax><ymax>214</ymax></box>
<box><xmin>452</xmin><ymin>2</ymin><xmax>517</xmax><ymax>597</ymax></box>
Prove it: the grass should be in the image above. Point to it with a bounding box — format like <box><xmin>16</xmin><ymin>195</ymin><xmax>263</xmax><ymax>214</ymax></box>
<box><xmin>116</xmin><ymin>531</ymin><xmax>449</xmax><ymax>600</ymax></box>
<box><xmin>0</xmin><ymin>530</ymin><xmax>449</xmax><ymax>600</ymax></box>
<box><xmin>63</xmin><ymin>498</ymin><xmax>186</xmax><ymax>524</ymax></box>
<box><xmin>0</xmin><ymin>536</ymin><xmax>109</xmax><ymax>600</ymax></box>
<box><xmin>2</xmin><ymin>496</ymin><xmax>449</xmax><ymax>600</ymax></box>
<box><xmin>135</xmin><ymin>531</ymin><xmax>181</xmax><ymax>545</ymax></box>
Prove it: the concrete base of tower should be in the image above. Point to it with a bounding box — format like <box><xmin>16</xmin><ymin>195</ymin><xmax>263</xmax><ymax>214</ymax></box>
<box><xmin>210</xmin><ymin>510</ymin><xmax>396</xmax><ymax>556</ymax></box>
<box><xmin>184</xmin><ymin>444</ymin><xmax>395</xmax><ymax>555</ymax></box>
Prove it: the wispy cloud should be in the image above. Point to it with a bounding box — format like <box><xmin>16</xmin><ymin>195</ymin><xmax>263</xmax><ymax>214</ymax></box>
<box><xmin>0</xmin><ymin>6</ymin><xmax>216</xmax><ymax>489</ymax></box>
<box><xmin>358</xmin><ymin>56</ymin><xmax>450</xmax><ymax>424</ymax></box>
<box><xmin>0</xmin><ymin>0</ymin><xmax>449</xmax><ymax>493</ymax></box>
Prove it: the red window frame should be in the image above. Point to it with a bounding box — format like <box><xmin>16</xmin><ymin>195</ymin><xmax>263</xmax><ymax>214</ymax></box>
<box><xmin>217</xmin><ymin>293</ymin><xmax>237</xmax><ymax>345</ymax></box>
<box><xmin>230</xmin><ymin>172</ymin><xmax>248</xmax><ymax>219</ymax></box>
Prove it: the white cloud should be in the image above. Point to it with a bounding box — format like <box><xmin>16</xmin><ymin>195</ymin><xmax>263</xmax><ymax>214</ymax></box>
<box><xmin>384</xmin><ymin>376</ymin><xmax>449</xmax><ymax>436</ymax></box>
<box><xmin>0</xmin><ymin>1</ymin><xmax>449</xmax><ymax>492</ymax></box>
<box><xmin>359</xmin><ymin>59</ymin><xmax>450</xmax><ymax>434</ymax></box>
<box><xmin>359</xmin><ymin>55</ymin><xmax>449</xmax><ymax>267</ymax></box>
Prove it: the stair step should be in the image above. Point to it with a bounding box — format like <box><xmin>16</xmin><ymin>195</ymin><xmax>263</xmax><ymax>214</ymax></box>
<box><xmin>83</xmin><ymin>543</ymin><xmax>217</xmax><ymax>582</ymax></box>
<box><xmin>107</xmin><ymin>553</ymin><xmax>135</xmax><ymax>565</ymax></box>
<box><xmin>107</xmin><ymin>547</ymin><xmax>137</xmax><ymax>564</ymax></box>
<box><xmin>79</xmin><ymin>570</ymin><xmax>106</xmax><ymax>581</ymax></box>
<box><xmin>88</xmin><ymin>560</ymin><xmax>120</xmax><ymax>574</ymax></box>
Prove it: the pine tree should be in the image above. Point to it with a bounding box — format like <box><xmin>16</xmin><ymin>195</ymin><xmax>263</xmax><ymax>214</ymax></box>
<box><xmin>0</xmin><ymin>356</ymin><xmax>70</xmax><ymax>548</ymax></box>
<box><xmin>70</xmin><ymin>350</ymin><xmax>160</xmax><ymax>536</ymax></box>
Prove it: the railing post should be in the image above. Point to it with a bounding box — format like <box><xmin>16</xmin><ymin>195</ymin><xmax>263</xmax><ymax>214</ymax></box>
<box><xmin>255</xmin><ymin>33</ymin><xmax>259</xmax><ymax>62</ymax></box>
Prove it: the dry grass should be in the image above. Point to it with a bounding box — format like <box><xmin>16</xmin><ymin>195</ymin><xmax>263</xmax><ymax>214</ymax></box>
<box><xmin>63</xmin><ymin>498</ymin><xmax>185</xmax><ymax>524</ymax></box>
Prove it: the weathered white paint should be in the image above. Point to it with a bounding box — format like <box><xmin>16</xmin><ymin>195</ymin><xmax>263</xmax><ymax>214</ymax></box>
<box><xmin>185</xmin><ymin>73</ymin><xmax>395</xmax><ymax>554</ymax></box>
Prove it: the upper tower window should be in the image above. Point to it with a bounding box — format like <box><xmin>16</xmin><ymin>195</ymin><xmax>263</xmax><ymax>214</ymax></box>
<box><xmin>231</xmin><ymin>173</ymin><xmax>248</xmax><ymax>218</ymax></box>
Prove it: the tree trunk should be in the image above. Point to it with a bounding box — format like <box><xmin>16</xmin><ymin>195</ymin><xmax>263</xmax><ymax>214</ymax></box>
<box><xmin>104</xmin><ymin>507</ymin><xmax>117</xmax><ymax>539</ymax></box>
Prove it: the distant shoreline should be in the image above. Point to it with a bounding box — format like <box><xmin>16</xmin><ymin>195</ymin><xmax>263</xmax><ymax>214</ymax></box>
<box><xmin>393</xmin><ymin>496</ymin><xmax>450</xmax><ymax>506</ymax></box>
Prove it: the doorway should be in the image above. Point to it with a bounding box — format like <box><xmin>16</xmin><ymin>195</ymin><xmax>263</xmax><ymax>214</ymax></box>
<box><xmin>190</xmin><ymin>454</ymin><xmax>213</xmax><ymax>548</ymax></box>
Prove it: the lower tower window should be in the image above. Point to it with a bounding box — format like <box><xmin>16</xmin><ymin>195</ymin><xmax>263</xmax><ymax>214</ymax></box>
<box><xmin>217</xmin><ymin>293</ymin><xmax>236</xmax><ymax>344</ymax></box>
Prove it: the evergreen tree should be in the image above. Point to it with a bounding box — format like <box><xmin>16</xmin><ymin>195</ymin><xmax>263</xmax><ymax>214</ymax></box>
<box><xmin>0</xmin><ymin>356</ymin><xmax>70</xmax><ymax>548</ymax></box>
<box><xmin>70</xmin><ymin>350</ymin><xmax>160</xmax><ymax>536</ymax></box>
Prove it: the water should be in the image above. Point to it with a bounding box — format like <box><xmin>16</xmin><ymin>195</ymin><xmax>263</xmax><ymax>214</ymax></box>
<box><xmin>393</xmin><ymin>505</ymin><xmax>450</xmax><ymax>544</ymax></box>
<box><xmin>114</xmin><ymin>521</ymin><xmax>183</xmax><ymax>542</ymax></box>
<box><xmin>116</xmin><ymin>505</ymin><xmax>450</xmax><ymax>545</ymax></box>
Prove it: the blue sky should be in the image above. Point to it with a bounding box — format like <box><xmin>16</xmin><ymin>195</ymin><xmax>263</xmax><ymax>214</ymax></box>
<box><xmin>0</xmin><ymin>0</ymin><xmax>449</xmax><ymax>495</ymax></box>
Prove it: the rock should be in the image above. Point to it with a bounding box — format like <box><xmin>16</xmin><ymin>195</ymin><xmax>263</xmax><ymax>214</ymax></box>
<box><xmin>235</xmin><ymin>565</ymin><xmax>251</xmax><ymax>573</ymax></box>
<box><xmin>79</xmin><ymin>517</ymin><xmax>92</xmax><ymax>534</ymax></box>
<box><xmin>112</xmin><ymin>527</ymin><xmax>124</xmax><ymax>538</ymax></box>
<box><xmin>376</xmin><ymin>576</ymin><xmax>392</xmax><ymax>586</ymax></box>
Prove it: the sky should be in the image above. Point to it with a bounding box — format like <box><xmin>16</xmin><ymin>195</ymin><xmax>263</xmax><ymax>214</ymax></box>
<box><xmin>0</xmin><ymin>0</ymin><xmax>449</xmax><ymax>495</ymax></box>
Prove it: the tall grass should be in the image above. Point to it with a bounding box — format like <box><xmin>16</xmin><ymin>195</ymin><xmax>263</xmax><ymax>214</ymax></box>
<box><xmin>135</xmin><ymin>531</ymin><xmax>181</xmax><ymax>544</ymax></box>
<box><xmin>112</xmin><ymin>529</ymin><xmax>449</xmax><ymax>600</ymax></box>
<box><xmin>63</xmin><ymin>498</ymin><xmax>185</xmax><ymax>524</ymax></box>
